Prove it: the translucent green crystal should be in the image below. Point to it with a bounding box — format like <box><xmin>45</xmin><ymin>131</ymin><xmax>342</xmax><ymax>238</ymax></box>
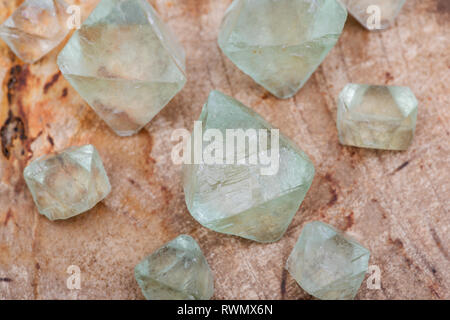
<box><xmin>286</xmin><ymin>221</ymin><xmax>370</xmax><ymax>300</ymax></box>
<box><xmin>23</xmin><ymin>145</ymin><xmax>111</xmax><ymax>221</ymax></box>
<box><xmin>341</xmin><ymin>0</ymin><xmax>406</xmax><ymax>30</ymax></box>
<box><xmin>0</xmin><ymin>0</ymin><xmax>71</xmax><ymax>63</ymax></box>
<box><xmin>183</xmin><ymin>91</ymin><xmax>315</xmax><ymax>243</ymax></box>
<box><xmin>57</xmin><ymin>0</ymin><xmax>186</xmax><ymax>136</ymax></box>
<box><xmin>135</xmin><ymin>235</ymin><xmax>214</xmax><ymax>300</ymax></box>
<box><xmin>218</xmin><ymin>0</ymin><xmax>347</xmax><ymax>99</ymax></box>
<box><xmin>337</xmin><ymin>84</ymin><xmax>418</xmax><ymax>150</ymax></box>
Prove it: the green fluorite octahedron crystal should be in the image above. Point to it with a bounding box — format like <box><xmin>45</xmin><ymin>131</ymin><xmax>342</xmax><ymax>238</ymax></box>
<box><xmin>183</xmin><ymin>91</ymin><xmax>315</xmax><ymax>243</ymax></box>
<box><xmin>0</xmin><ymin>0</ymin><xmax>72</xmax><ymax>63</ymax></box>
<box><xmin>218</xmin><ymin>0</ymin><xmax>347</xmax><ymax>99</ymax></box>
<box><xmin>135</xmin><ymin>235</ymin><xmax>214</xmax><ymax>300</ymax></box>
<box><xmin>286</xmin><ymin>221</ymin><xmax>370</xmax><ymax>300</ymax></box>
<box><xmin>57</xmin><ymin>0</ymin><xmax>186</xmax><ymax>136</ymax></box>
<box><xmin>340</xmin><ymin>0</ymin><xmax>406</xmax><ymax>30</ymax></box>
<box><xmin>23</xmin><ymin>145</ymin><xmax>111</xmax><ymax>221</ymax></box>
<box><xmin>337</xmin><ymin>84</ymin><xmax>418</xmax><ymax>150</ymax></box>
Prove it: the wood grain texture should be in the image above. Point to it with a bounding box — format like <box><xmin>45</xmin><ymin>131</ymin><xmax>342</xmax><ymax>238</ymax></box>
<box><xmin>0</xmin><ymin>0</ymin><xmax>448</xmax><ymax>300</ymax></box>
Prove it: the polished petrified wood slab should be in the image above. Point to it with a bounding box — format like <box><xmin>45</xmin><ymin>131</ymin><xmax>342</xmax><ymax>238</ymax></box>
<box><xmin>0</xmin><ymin>0</ymin><xmax>448</xmax><ymax>299</ymax></box>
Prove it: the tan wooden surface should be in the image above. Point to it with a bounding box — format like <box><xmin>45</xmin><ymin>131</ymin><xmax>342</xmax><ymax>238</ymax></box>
<box><xmin>0</xmin><ymin>0</ymin><xmax>448</xmax><ymax>300</ymax></box>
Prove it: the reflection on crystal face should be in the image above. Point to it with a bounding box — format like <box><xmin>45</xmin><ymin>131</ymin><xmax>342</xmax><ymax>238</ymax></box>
<box><xmin>135</xmin><ymin>235</ymin><xmax>214</xmax><ymax>300</ymax></box>
<box><xmin>57</xmin><ymin>0</ymin><xmax>186</xmax><ymax>136</ymax></box>
<box><xmin>183</xmin><ymin>91</ymin><xmax>315</xmax><ymax>243</ymax></box>
<box><xmin>337</xmin><ymin>84</ymin><xmax>418</xmax><ymax>150</ymax></box>
<box><xmin>218</xmin><ymin>0</ymin><xmax>347</xmax><ymax>99</ymax></box>
<box><xmin>23</xmin><ymin>144</ymin><xmax>111</xmax><ymax>220</ymax></box>
<box><xmin>341</xmin><ymin>0</ymin><xmax>406</xmax><ymax>30</ymax></box>
<box><xmin>286</xmin><ymin>221</ymin><xmax>370</xmax><ymax>300</ymax></box>
<box><xmin>0</xmin><ymin>0</ymin><xmax>72</xmax><ymax>63</ymax></box>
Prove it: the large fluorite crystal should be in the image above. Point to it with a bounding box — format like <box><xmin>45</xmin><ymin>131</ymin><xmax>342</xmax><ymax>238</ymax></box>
<box><xmin>218</xmin><ymin>0</ymin><xmax>347</xmax><ymax>99</ymax></box>
<box><xmin>183</xmin><ymin>91</ymin><xmax>315</xmax><ymax>243</ymax></box>
<box><xmin>57</xmin><ymin>0</ymin><xmax>186</xmax><ymax>136</ymax></box>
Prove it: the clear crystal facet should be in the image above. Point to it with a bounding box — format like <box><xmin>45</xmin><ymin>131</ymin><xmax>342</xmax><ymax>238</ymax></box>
<box><xmin>337</xmin><ymin>84</ymin><xmax>418</xmax><ymax>150</ymax></box>
<box><xmin>57</xmin><ymin>0</ymin><xmax>186</xmax><ymax>136</ymax></box>
<box><xmin>341</xmin><ymin>0</ymin><xmax>406</xmax><ymax>30</ymax></box>
<box><xmin>286</xmin><ymin>221</ymin><xmax>370</xmax><ymax>300</ymax></box>
<box><xmin>0</xmin><ymin>0</ymin><xmax>71</xmax><ymax>63</ymax></box>
<box><xmin>135</xmin><ymin>235</ymin><xmax>214</xmax><ymax>300</ymax></box>
<box><xmin>183</xmin><ymin>91</ymin><xmax>315</xmax><ymax>243</ymax></box>
<box><xmin>218</xmin><ymin>0</ymin><xmax>347</xmax><ymax>99</ymax></box>
<box><xmin>23</xmin><ymin>145</ymin><xmax>111</xmax><ymax>221</ymax></box>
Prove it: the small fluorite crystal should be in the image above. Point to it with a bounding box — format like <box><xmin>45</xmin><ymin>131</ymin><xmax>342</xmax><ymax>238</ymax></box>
<box><xmin>0</xmin><ymin>0</ymin><xmax>71</xmax><ymax>63</ymax></box>
<box><xmin>286</xmin><ymin>221</ymin><xmax>370</xmax><ymax>300</ymax></box>
<box><xmin>23</xmin><ymin>145</ymin><xmax>111</xmax><ymax>220</ymax></box>
<box><xmin>183</xmin><ymin>91</ymin><xmax>315</xmax><ymax>243</ymax></box>
<box><xmin>135</xmin><ymin>235</ymin><xmax>214</xmax><ymax>300</ymax></box>
<box><xmin>57</xmin><ymin>0</ymin><xmax>186</xmax><ymax>136</ymax></box>
<box><xmin>337</xmin><ymin>84</ymin><xmax>418</xmax><ymax>150</ymax></box>
<box><xmin>341</xmin><ymin>0</ymin><xmax>406</xmax><ymax>30</ymax></box>
<box><xmin>218</xmin><ymin>0</ymin><xmax>347</xmax><ymax>99</ymax></box>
